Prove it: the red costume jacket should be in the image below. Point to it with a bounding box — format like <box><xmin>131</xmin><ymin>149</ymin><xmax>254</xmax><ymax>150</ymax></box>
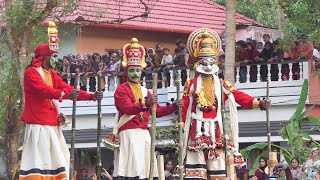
<box><xmin>22</xmin><ymin>67</ymin><xmax>95</xmax><ymax>126</ymax></box>
<box><xmin>114</xmin><ymin>82</ymin><xmax>176</xmax><ymax>132</ymax></box>
<box><xmin>182</xmin><ymin>78</ymin><xmax>258</xmax><ymax>123</ymax></box>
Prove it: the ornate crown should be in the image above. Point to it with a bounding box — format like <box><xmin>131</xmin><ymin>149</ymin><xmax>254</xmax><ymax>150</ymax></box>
<box><xmin>48</xmin><ymin>21</ymin><xmax>59</xmax><ymax>52</ymax></box>
<box><xmin>187</xmin><ymin>28</ymin><xmax>221</xmax><ymax>59</ymax></box>
<box><xmin>122</xmin><ymin>38</ymin><xmax>146</xmax><ymax>68</ymax></box>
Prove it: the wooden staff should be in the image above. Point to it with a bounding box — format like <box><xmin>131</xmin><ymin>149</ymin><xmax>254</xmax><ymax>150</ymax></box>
<box><xmin>96</xmin><ymin>72</ymin><xmax>103</xmax><ymax>180</ymax></box>
<box><xmin>175</xmin><ymin>72</ymin><xmax>183</xmax><ymax>180</ymax></box>
<box><xmin>70</xmin><ymin>70</ymin><xmax>80</xmax><ymax>179</ymax></box>
<box><xmin>149</xmin><ymin>73</ymin><xmax>158</xmax><ymax>180</ymax></box>
<box><xmin>220</xmin><ymin>79</ymin><xmax>234</xmax><ymax>180</ymax></box>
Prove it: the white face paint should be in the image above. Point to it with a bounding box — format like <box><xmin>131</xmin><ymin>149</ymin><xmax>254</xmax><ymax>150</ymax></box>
<box><xmin>201</xmin><ymin>58</ymin><xmax>216</xmax><ymax>72</ymax></box>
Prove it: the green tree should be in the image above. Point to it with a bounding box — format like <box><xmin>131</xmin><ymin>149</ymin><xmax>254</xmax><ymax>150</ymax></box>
<box><xmin>240</xmin><ymin>80</ymin><xmax>320</xmax><ymax>175</ymax></box>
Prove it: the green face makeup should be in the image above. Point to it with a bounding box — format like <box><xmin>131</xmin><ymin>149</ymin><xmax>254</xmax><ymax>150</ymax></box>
<box><xmin>50</xmin><ymin>54</ymin><xmax>58</xmax><ymax>68</ymax></box>
<box><xmin>127</xmin><ymin>67</ymin><xmax>142</xmax><ymax>83</ymax></box>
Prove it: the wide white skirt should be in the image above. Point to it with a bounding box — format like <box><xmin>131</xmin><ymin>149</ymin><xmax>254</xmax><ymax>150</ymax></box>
<box><xmin>19</xmin><ymin>124</ymin><xmax>69</xmax><ymax>180</ymax></box>
<box><xmin>113</xmin><ymin>128</ymin><xmax>158</xmax><ymax>179</ymax></box>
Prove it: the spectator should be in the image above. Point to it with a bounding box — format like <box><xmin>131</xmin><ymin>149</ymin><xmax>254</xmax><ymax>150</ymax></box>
<box><xmin>78</xmin><ymin>168</ymin><xmax>89</xmax><ymax>180</ymax></box>
<box><xmin>254</xmin><ymin>157</ymin><xmax>268</xmax><ymax>180</ymax></box>
<box><xmin>61</xmin><ymin>56</ymin><xmax>76</xmax><ymax>85</ymax></box>
<box><xmin>297</xmin><ymin>34</ymin><xmax>314</xmax><ymax>61</ymax></box>
<box><xmin>259</xmin><ymin>42</ymin><xmax>273</xmax><ymax>81</ymax></box>
<box><xmin>257</xmin><ymin>42</ymin><xmax>264</xmax><ymax>53</ymax></box>
<box><xmin>102</xmin><ymin>50</ymin><xmax>110</xmax><ymax>65</ymax></box>
<box><xmin>218</xmin><ymin>54</ymin><xmax>225</xmax><ymax>79</ymax></box>
<box><xmin>290</xmin><ymin>158</ymin><xmax>302</xmax><ymax>180</ymax></box>
<box><xmin>313</xmin><ymin>43</ymin><xmax>320</xmax><ymax>61</ymax></box>
<box><xmin>161</xmin><ymin>48</ymin><xmax>173</xmax><ymax>87</ymax></box>
<box><xmin>262</xmin><ymin>34</ymin><xmax>271</xmax><ymax>44</ymax></box>
<box><xmin>164</xmin><ymin>160</ymin><xmax>173</xmax><ymax>180</ymax></box>
<box><xmin>154</xmin><ymin>43</ymin><xmax>164</xmax><ymax>87</ymax></box>
<box><xmin>305</xmin><ymin>148</ymin><xmax>320</xmax><ymax>179</ymax></box>
<box><xmin>235</xmin><ymin>165</ymin><xmax>249</xmax><ymax>180</ymax></box>
<box><xmin>268</xmin><ymin>40</ymin><xmax>284</xmax><ymax>81</ymax></box>
<box><xmin>235</xmin><ymin>40</ymin><xmax>249</xmax><ymax>83</ymax></box>
<box><xmin>93</xmin><ymin>53</ymin><xmax>102</xmax><ymax>72</ymax></box>
<box><xmin>106</xmin><ymin>53</ymin><xmax>121</xmax><ymax>91</ymax></box>
<box><xmin>246</xmin><ymin>41</ymin><xmax>261</xmax><ymax>82</ymax></box>
<box><xmin>176</xmin><ymin>39</ymin><xmax>187</xmax><ymax>55</ymax></box>
<box><xmin>144</xmin><ymin>48</ymin><xmax>155</xmax><ymax>88</ymax></box>
<box><xmin>246</xmin><ymin>38</ymin><xmax>252</xmax><ymax>43</ymax></box>
<box><xmin>85</xmin><ymin>63</ymin><xmax>96</xmax><ymax>92</ymax></box>
<box><xmin>173</xmin><ymin>47</ymin><xmax>188</xmax><ymax>85</ymax></box>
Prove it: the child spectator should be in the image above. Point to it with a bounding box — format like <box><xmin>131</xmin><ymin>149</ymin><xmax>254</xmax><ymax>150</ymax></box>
<box><xmin>106</xmin><ymin>53</ymin><xmax>121</xmax><ymax>91</ymax></box>
<box><xmin>161</xmin><ymin>48</ymin><xmax>173</xmax><ymax>86</ymax></box>
<box><xmin>218</xmin><ymin>54</ymin><xmax>225</xmax><ymax>79</ymax></box>
<box><xmin>235</xmin><ymin>40</ymin><xmax>249</xmax><ymax>83</ymax></box>
<box><xmin>257</xmin><ymin>42</ymin><xmax>264</xmax><ymax>53</ymax></box>
<box><xmin>246</xmin><ymin>41</ymin><xmax>261</xmax><ymax>82</ymax></box>
<box><xmin>259</xmin><ymin>42</ymin><xmax>273</xmax><ymax>81</ymax></box>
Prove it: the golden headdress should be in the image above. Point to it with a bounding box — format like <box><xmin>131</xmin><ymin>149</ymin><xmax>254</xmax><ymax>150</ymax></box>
<box><xmin>48</xmin><ymin>21</ymin><xmax>59</xmax><ymax>52</ymax></box>
<box><xmin>122</xmin><ymin>38</ymin><xmax>146</xmax><ymax>68</ymax></box>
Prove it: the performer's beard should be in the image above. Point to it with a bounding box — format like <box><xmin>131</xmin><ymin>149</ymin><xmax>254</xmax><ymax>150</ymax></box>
<box><xmin>127</xmin><ymin>67</ymin><xmax>142</xmax><ymax>83</ymax></box>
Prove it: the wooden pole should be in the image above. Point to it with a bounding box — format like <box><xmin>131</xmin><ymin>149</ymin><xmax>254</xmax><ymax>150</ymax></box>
<box><xmin>157</xmin><ymin>155</ymin><xmax>165</xmax><ymax>180</ymax></box>
<box><xmin>175</xmin><ymin>72</ymin><xmax>183</xmax><ymax>180</ymax></box>
<box><xmin>220</xmin><ymin>79</ymin><xmax>234</xmax><ymax>180</ymax></box>
<box><xmin>149</xmin><ymin>73</ymin><xmax>158</xmax><ymax>180</ymax></box>
<box><xmin>70</xmin><ymin>71</ymin><xmax>80</xmax><ymax>179</ymax></box>
<box><xmin>96</xmin><ymin>72</ymin><xmax>102</xmax><ymax>180</ymax></box>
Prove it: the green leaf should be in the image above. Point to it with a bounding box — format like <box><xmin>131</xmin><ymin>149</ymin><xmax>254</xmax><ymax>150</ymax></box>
<box><xmin>297</xmin><ymin>104</ymin><xmax>316</xmax><ymax>121</ymax></box>
<box><xmin>305</xmin><ymin>116</ymin><xmax>320</xmax><ymax>126</ymax></box>
<box><xmin>240</xmin><ymin>142</ymin><xmax>267</xmax><ymax>159</ymax></box>
<box><xmin>291</xmin><ymin>79</ymin><xmax>308</xmax><ymax>121</ymax></box>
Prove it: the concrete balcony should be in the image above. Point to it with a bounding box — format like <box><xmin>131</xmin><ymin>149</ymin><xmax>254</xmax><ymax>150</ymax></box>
<box><xmin>60</xmin><ymin>60</ymin><xmax>314</xmax><ymax>148</ymax></box>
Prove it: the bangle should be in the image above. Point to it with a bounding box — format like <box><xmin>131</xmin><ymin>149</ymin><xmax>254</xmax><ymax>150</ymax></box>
<box><xmin>58</xmin><ymin>88</ymin><xmax>68</xmax><ymax>102</ymax></box>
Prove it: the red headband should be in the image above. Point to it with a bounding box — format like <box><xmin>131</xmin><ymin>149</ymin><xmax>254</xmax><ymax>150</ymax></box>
<box><xmin>32</xmin><ymin>44</ymin><xmax>56</xmax><ymax>67</ymax></box>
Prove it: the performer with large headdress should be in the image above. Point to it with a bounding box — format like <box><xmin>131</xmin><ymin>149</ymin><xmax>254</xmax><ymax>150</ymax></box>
<box><xmin>177</xmin><ymin>28</ymin><xmax>271</xmax><ymax>179</ymax></box>
<box><xmin>111</xmin><ymin>38</ymin><xmax>181</xmax><ymax>180</ymax></box>
<box><xmin>19</xmin><ymin>21</ymin><xmax>103</xmax><ymax>180</ymax></box>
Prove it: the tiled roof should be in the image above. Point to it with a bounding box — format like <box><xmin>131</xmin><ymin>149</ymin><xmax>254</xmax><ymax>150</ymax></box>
<box><xmin>56</xmin><ymin>0</ymin><xmax>263</xmax><ymax>34</ymax></box>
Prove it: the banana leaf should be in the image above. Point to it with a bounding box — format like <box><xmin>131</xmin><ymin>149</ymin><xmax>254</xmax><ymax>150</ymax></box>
<box><xmin>240</xmin><ymin>142</ymin><xmax>267</xmax><ymax>159</ymax></box>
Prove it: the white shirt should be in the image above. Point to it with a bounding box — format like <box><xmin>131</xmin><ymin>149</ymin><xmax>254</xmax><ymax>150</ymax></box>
<box><xmin>161</xmin><ymin>55</ymin><xmax>173</xmax><ymax>65</ymax></box>
<box><xmin>313</xmin><ymin>49</ymin><xmax>320</xmax><ymax>59</ymax></box>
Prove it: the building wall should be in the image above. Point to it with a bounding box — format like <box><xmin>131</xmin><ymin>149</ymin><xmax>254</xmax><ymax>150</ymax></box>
<box><xmin>58</xmin><ymin>26</ymin><xmax>77</xmax><ymax>58</ymax></box>
<box><xmin>76</xmin><ymin>26</ymin><xmax>189</xmax><ymax>56</ymax></box>
<box><xmin>236</xmin><ymin>26</ymin><xmax>282</xmax><ymax>43</ymax></box>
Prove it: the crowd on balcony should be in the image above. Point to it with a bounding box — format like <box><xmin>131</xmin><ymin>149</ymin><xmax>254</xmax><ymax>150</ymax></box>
<box><xmin>54</xmin><ymin>34</ymin><xmax>319</xmax><ymax>91</ymax></box>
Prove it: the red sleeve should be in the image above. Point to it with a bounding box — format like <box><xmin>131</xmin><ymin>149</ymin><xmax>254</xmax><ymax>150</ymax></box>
<box><xmin>24</xmin><ymin>68</ymin><xmax>62</xmax><ymax>100</ymax></box>
<box><xmin>181</xmin><ymin>95</ymin><xmax>190</xmax><ymax>123</ymax></box>
<box><xmin>114</xmin><ymin>85</ymin><xmax>143</xmax><ymax>115</ymax></box>
<box><xmin>156</xmin><ymin>103</ymin><xmax>176</xmax><ymax>118</ymax></box>
<box><xmin>52</xmin><ymin>72</ymin><xmax>93</xmax><ymax>101</ymax></box>
<box><xmin>232</xmin><ymin>90</ymin><xmax>254</xmax><ymax>109</ymax></box>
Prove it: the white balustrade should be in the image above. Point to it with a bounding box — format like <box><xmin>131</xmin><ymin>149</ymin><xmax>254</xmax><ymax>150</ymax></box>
<box><xmin>236</xmin><ymin>67</ymin><xmax>240</xmax><ymax>83</ymax></box>
<box><xmin>257</xmin><ymin>65</ymin><xmax>261</xmax><ymax>82</ymax></box>
<box><xmin>186</xmin><ymin>69</ymin><xmax>190</xmax><ymax>82</ymax></box>
<box><xmin>95</xmin><ymin>75</ymin><xmax>98</xmax><ymax>91</ymax></box>
<box><xmin>169</xmin><ymin>70</ymin><xmax>174</xmax><ymax>87</ymax></box>
<box><xmin>278</xmin><ymin>64</ymin><xmax>282</xmax><ymax>81</ymax></box>
<box><xmin>177</xmin><ymin>70</ymin><xmax>182</xmax><ymax>86</ymax></box>
<box><xmin>288</xmin><ymin>63</ymin><xmax>293</xmax><ymax>81</ymax></box>
<box><xmin>299</xmin><ymin>62</ymin><xmax>303</xmax><ymax>80</ymax></box>
<box><xmin>267</xmin><ymin>64</ymin><xmax>271</xmax><ymax>81</ymax></box>
<box><xmin>86</xmin><ymin>77</ymin><xmax>90</xmax><ymax>91</ymax></box>
<box><xmin>246</xmin><ymin>65</ymin><xmax>250</xmax><ymax>83</ymax></box>
<box><xmin>114</xmin><ymin>75</ymin><xmax>118</xmax><ymax>90</ymax></box>
<box><xmin>142</xmin><ymin>76</ymin><xmax>146</xmax><ymax>88</ymax></box>
<box><xmin>105</xmin><ymin>75</ymin><xmax>109</xmax><ymax>91</ymax></box>
<box><xmin>161</xmin><ymin>72</ymin><xmax>166</xmax><ymax>88</ymax></box>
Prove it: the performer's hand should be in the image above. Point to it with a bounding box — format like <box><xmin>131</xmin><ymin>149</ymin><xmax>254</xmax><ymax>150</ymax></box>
<box><xmin>176</xmin><ymin>99</ymin><xmax>183</xmax><ymax>107</ymax></box>
<box><xmin>262</xmin><ymin>99</ymin><xmax>271</xmax><ymax>108</ymax></box>
<box><xmin>147</xmin><ymin>95</ymin><xmax>158</xmax><ymax>106</ymax></box>
<box><xmin>93</xmin><ymin>91</ymin><xmax>104</xmax><ymax>100</ymax></box>
<box><xmin>92</xmin><ymin>174</ymin><xmax>97</xmax><ymax>180</ymax></box>
<box><xmin>68</xmin><ymin>89</ymin><xmax>80</xmax><ymax>100</ymax></box>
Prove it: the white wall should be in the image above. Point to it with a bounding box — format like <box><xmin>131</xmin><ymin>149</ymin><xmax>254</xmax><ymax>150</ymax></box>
<box><xmin>58</xmin><ymin>25</ymin><xmax>77</xmax><ymax>58</ymax></box>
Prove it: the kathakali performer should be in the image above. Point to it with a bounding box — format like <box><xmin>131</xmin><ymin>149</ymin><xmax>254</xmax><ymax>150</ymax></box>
<box><xmin>108</xmin><ymin>38</ymin><xmax>181</xmax><ymax>180</ymax></box>
<box><xmin>19</xmin><ymin>21</ymin><xmax>103</xmax><ymax>180</ymax></box>
<box><xmin>176</xmin><ymin>28</ymin><xmax>271</xmax><ymax>179</ymax></box>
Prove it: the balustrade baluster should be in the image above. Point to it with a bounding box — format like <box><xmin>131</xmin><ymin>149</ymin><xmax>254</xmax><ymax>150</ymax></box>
<box><xmin>114</xmin><ymin>75</ymin><xmax>118</xmax><ymax>90</ymax></box>
<box><xmin>267</xmin><ymin>64</ymin><xmax>271</xmax><ymax>81</ymax></box>
<box><xmin>143</xmin><ymin>76</ymin><xmax>146</xmax><ymax>88</ymax></box>
<box><xmin>105</xmin><ymin>75</ymin><xmax>109</xmax><ymax>92</ymax></box>
<box><xmin>162</xmin><ymin>72</ymin><xmax>166</xmax><ymax>88</ymax></box>
<box><xmin>257</xmin><ymin>65</ymin><xmax>261</xmax><ymax>82</ymax></box>
<box><xmin>299</xmin><ymin>62</ymin><xmax>303</xmax><ymax>80</ymax></box>
<box><xmin>278</xmin><ymin>64</ymin><xmax>282</xmax><ymax>81</ymax></box>
<box><xmin>246</xmin><ymin>65</ymin><xmax>250</xmax><ymax>83</ymax></box>
<box><xmin>289</xmin><ymin>63</ymin><xmax>293</xmax><ymax>80</ymax></box>
<box><xmin>67</xmin><ymin>77</ymin><xmax>71</xmax><ymax>85</ymax></box>
<box><xmin>169</xmin><ymin>70</ymin><xmax>174</xmax><ymax>87</ymax></box>
<box><xmin>95</xmin><ymin>75</ymin><xmax>98</xmax><ymax>91</ymax></box>
<box><xmin>186</xmin><ymin>69</ymin><xmax>190</xmax><ymax>82</ymax></box>
<box><xmin>177</xmin><ymin>70</ymin><xmax>182</xmax><ymax>86</ymax></box>
<box><xmin>236</xmin><ymin>67</ymin><xmax>240</xmax><ymax>83</ymax></box>
<box><xmin>86</xmin><ymin>77</ymin><xmax>90</xmax><ymax>92</ymax></box>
